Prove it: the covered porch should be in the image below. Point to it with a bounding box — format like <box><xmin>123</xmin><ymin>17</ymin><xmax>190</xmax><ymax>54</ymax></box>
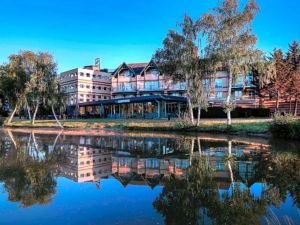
<box><xmin>69</xmin><ymin>95</ymin><xmax>187</xmax><ymax>119</ymax></box>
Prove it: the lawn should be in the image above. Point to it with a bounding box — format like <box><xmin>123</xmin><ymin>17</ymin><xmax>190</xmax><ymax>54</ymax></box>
<box><xmin>6</xmin><ymin>118</ymin><xmax>272</xmax><ymax>136</ymax></box>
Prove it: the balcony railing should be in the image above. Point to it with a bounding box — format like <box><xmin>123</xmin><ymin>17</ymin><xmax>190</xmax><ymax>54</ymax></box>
<box><xmin>112</xmin><ymin>87</ymin><xmax>137</xmax><ymax>92</ymax></box>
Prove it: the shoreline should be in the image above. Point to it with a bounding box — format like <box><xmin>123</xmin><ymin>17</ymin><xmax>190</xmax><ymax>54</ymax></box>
<box><xmin>2</xmin><ymin>118</ymin><xmax>272</xmax><ymax>139</ymax></box>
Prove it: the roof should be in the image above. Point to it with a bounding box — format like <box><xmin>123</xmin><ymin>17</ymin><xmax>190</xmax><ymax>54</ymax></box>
<box><xmin>77</xmin><ymin>95</ymin><xmax>187</xmax><ymax>107</ymax></box>
<box><xmin>112</xmin><ymin>61</ymin><xmax>157</xmax><ymax>77</ymax></box>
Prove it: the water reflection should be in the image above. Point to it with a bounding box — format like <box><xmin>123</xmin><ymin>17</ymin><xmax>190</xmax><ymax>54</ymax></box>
<box><xmin>0</xmin><ymin>129</ymin><xmax>299</xmax><ymax>225</ymax></box>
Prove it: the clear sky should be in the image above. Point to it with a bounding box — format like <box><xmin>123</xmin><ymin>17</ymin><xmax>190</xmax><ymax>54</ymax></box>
<box><xmin>0</xmin><ymin>0</ymin><xmax>299</xmax><ymax>72</ymax></box>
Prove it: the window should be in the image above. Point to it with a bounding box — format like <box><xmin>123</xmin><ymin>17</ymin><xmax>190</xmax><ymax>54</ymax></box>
<box><xmin>86</xmin><ymin>85</ymin><xmax>90</xmax><ymax>89</ymax></box>
<box><xmin>93</xmin><ymin>74</ymin><xmax>96</xmax><ymax>78</ymax></box>
<box><xmin>104</xmin><ymin>96</ymin><xmax>107</xmax><ymax>99</ymax></box>
<box><xmin>80</xmin><ymin>94</ymin><xmax>84</xmax><ymax>97</ymax></box>
<box><xmin>80</xmin><ymin>174</ymin><xmax>84</xmax><ymax>177</ymax></box>
<box><xmin>93</xmin><ymin>86</ymin><xmax>95</xmax><ymax>89</ymax></box>
<box><xmin>98</xmin><ymin>95</ymin><xmax>101</xmax><ymax>99</ymax></box>
<box><xmin>145</xmin><ymin>81</ymin><xmax>159</xmax><ymax>90</ymax></box>
<box><xmin>86</xmin><ymin>73</ymin><xmax>90</xmax><ymax>77</ymax></box>
<box><xmin>80</xmin><ymin>84</ymin><xmax>84</xmax><ymax>88</ymax></box>
<box><xmin>93</xmin><ymin>95</ymin><xmax>95</xmax><ymax>98</ymax></box>
<box><xmin>215</xmin><ymin>78</ymin><xmax>223</xmax><ymax>88</ymax></box>
<box><xmin>104</xmin><ymin>87</ymin><xmax>107</xmax><ymax>90</ymax></box>
<box><xmin>79</xmin><ymin>99</ymin><xmax>84</xmax><ymax>102</ymax></box>
<box><xmin>235</xmin><ymin>91</ymin><xmax>242</xmax><ymax>98</ymax></box>
<box><xmin>86</xmin><ymin>95</ymin><xmax>90</xmax><ymax>98</ymax></box>
<box><xmin>86</xmin><ymin>173</ymin><xmax>90</xmax><ymax>177</ymax></box>
<box><xmin>216</xmin><ymin>161</ymin><xmax>225</xmax><ymax>171</ymax></box>
<box><xmin>80</xmin><ymin>161</ymin><xmax>84</xmax><ymax>165</ymax></box>
<box><xmin>80</xmin><ymin>72</ymin><xmax>84</xmax><ymax>76</ymax></box>
<box><xmin>215</xmin><ymin>92</ymin><xmax>223</xmax><ymax>99</ymax></box>
<box><xmin>98</xmin><ymin>86</ymin><xmax>101</xmax><ymax>90</ymax></box>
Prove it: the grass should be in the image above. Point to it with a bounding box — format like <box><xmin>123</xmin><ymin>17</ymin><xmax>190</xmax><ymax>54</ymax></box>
<box><xmin>5</xmin><ymin>118</ymin><xmax>272</xmax><ymax>137</ymax></box>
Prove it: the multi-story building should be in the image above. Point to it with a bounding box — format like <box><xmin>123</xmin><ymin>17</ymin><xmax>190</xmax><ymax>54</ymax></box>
<box><xmin>59</xmin><ymin>60</ymin><xmax>111</xmax><ymax>106</ymax></box>
<box><xmin>111</xmin><ymin>61</ymin><xmax>186</xmax><ymax>98</ymax></box>
<box><xmin>64</xmin><ymin>59</ymin><xmax>299</xmax><ymax>118</ymax></box>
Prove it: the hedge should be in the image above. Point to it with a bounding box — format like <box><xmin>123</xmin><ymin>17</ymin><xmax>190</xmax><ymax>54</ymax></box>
<box><xmin>195</xmin><ymin>107</ymin><xmax>270</xmax><ymax>118</ymax></box>
<box><xmin>269</xmin><ymin>114</ymin><xmax>300</xmax><ymax>140</ymax></box>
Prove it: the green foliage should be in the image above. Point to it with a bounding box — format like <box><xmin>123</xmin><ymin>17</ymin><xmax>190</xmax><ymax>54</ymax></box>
<box><xmin>269</xmin><ymin>113</ymin><xmax>300</xmax><ymax>140</ymax></box>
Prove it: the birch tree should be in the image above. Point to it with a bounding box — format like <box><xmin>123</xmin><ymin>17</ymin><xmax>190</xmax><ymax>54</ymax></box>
<box><xmin>154</xmin><ymin>15</ymin><xmax>208</xmax><ymax>125</ymax></box>
<box><xmin>199</xmin><ymin>0</ymin><xmax>260</xmax><ymax>125</ymax></box>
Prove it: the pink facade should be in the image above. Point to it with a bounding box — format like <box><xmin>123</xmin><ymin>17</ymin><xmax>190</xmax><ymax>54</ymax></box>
<box><xmin>111</xmin><ymin>61</ymin><xmax>186</xmax><ymax>99</ymax></box>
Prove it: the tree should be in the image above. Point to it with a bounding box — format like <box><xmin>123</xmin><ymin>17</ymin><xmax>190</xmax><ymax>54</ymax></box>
<box><xmin>199</xmin><ymin>0</ymin><xmax>260</xmax><ymax>125</ymax></box>
<box><xmin>24</xmin><ymin>52</ymin><xmax>64</xmax><ymax>126</ymax></box>
<box><xmin>154</xmin><ymin>15</ymin><xmax>209</xmax><ymax>125</ymax></box>
<box><xmin>0</xmin><ymin>55</ymin><xmax>28</xmax><ymax>124</ymax></box>
<box><xmin>286</xmin><ymin>41</ymin><xmax>300</xmax><ymax>116</ymax></box>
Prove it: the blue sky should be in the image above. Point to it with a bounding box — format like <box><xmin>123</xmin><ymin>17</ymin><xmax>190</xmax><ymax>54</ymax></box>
<box><xmin>0</xmin><ymin>0</ymin><xmax>299</xmax><ymax>72</ymax></box>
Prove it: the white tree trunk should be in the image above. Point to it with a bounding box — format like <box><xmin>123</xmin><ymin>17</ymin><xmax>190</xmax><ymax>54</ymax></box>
<box><xmin>197</xmin><ymin>137</ymin><xmax>201</xmax><ymax>156</ymax></box>
<box><xmin>7</xmin><ymin>105</ymin><xmax>18</xmax><ymax>125</ymax></box>
<box><xmin>197</xmin><ymin>106</ymin><xmax>201</xmax><ymax>126</ymax></box>
<box><xmin>32</xmin><ymin>101</ymin><xmax>39</xmax><ymax>125</ymax></box>
<box><xmin>52</xmin><ymin>105</ymin><xmax>63</xmax><ymax>129</ymax></box>
<box><xmin>6</xmin><ymin>130</ymin><xmax>17</xmax><ymax>148</ymax></box>
<box><xmin>25</xmin><ymin>97</ymin><xmax>32</xmax><ymax>122</ymax></box>
<box><xmin>187</xmin><ymin>97</ymin><xmax>194</xmax><ymax>125</ymax></box>
<box><xmin>226</xmin><ymin>72</ymin><xmax>233</xmax><ymax>126</ymax></box>
<box><xmin>227</xmin><ymin>140</ymin><xmax>234</xmax><ymax>190</ymax></box>
<box><xmin>189</xmin><ymin>138</ymin><xmax>195</xmax><ymax>166</ymax></box>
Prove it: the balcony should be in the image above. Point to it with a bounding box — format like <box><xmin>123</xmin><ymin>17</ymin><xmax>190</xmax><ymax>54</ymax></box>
<box><xmin>139</xmin><ymin>86</ymin><xmax>163</xmax><ymax>91</ymax></box>
<box><xmin>112</xmin><ymin>86</ymin><xmax>137</xmax><ymax>93</ymax></box>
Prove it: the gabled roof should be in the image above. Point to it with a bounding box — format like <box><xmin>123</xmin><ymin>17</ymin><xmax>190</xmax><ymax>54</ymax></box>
<box><xmin>139</xmin><ymin>60</ymin><xmax>160</xmax><ymax>76</ymax></box>
<box><xmin>112</xmin><ymin>62</ymin><xmax>149</xmax><ymax>77</ymax></box>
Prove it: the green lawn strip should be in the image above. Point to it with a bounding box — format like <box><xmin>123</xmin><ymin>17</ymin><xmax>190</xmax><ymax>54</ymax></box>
<box><xmin>6</xmin><ymin>119</ymin><xmax>271</xmax><ymax>135</ymax></box>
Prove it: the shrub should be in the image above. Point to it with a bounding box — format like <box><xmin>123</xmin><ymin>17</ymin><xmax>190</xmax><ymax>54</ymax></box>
<box><xmin>269</xmin><ymin>113</ymin><xmax>300</xmax><ymax>140</ymax></box>
<box><xmin>197</xmin><ymin>107</ymin><xmax>270</xmax><ymax>118</ymax></box>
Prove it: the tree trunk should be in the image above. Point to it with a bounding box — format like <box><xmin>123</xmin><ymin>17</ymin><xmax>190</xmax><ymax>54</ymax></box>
<box><xmin>226</xmin><ymin>72</ymin><xmax>233</xmax><ymax>126</ymax></box>
<box><xmin>32</xmin><ymin>101</ymin><xmax>39</xmax><ymax>125</ymax></box>
<box><xmin>294</xmin><ymin>99</ymin><xmax>298</xmax><ymax>116</ymax></box>
<box><xmin>276</xmin><ymin>91</ymin><xmax>280</xmax><ymax>112</ymax></box>
<box><xmin>189</xmin><ymin>138</ymin><xmax>195</xmax><ymax>166</ymax></box>
<box><xmin>52</xmin><ymin>105</ymin><xmax>64</xmax><ymax>129</ymax></box>
<box><xmin>7</xmin><ymin>105</ymin><xmax>18</xmax><ymax>125</ymax></box>
<box><xmin>196</xmin><ymin>106</ymin><xmax>201</xmax><ymax>126</ymax></box>
<box><xmin>187</xmin><ymin>97</ymin><xmax>194</xmax><ymax>125</ymax></box>
<box><xmin>197</xmin><ymin>137</ymin><xmax>201</xmax><ymax>156</ymax></box>
<box><xmin>227</xmin><ymin>140</ymin><xmax>234</xmax><ymax>190</ymax></box>
<box><xmin>25</xmin><ymin>97</ymin><xmax>32</xmax><ymax>122</ymax></box>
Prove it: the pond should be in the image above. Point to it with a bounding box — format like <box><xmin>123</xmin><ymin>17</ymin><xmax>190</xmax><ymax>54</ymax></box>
<box><xmin>0</xmin><ymin>128</ymin><xmax>299</xmax><ymax>225</ymax></box>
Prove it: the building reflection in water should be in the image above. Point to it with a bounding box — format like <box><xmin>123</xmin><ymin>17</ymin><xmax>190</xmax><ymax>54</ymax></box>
<box><xmin>51</xmin><ymin>132</ymin><xmax>271</xmax><ymax>190</ymax></box>
<box><xmin>1</xmin><ymin>130</ymin><xmax>299</xmax><ymax>224</ymax></box>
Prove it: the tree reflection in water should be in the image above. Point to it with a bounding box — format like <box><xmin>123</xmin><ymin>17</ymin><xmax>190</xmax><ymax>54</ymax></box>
<box><xmin>154</xmin><ymin>143</ymin><xmax>300</xmax><ymax>225</ymax></box>
<box><xmin>0</xmin><ymin>130</ymin><xmax>298</xmax><ymax>224</ymax></box>
<box><xmin>0</xmin><ymin>130</ymin><xmax>67</xmax><ymax>207</ymax></box>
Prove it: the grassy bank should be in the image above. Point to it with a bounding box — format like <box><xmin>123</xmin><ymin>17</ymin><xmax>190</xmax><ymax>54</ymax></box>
<box><xmin>5</xmin><ymin>118</ymin><xmax>272</xmax><ymax>137</ymax></box>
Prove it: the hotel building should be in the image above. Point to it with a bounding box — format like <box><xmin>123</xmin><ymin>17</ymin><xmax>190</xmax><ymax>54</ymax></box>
<box><xmin>59</xmin><ymin>60</ymin><xmax>111</xmax><ymax>107</ymax></box>
<box><xmin>61</xmin><ymin>59</ymin><xmax>299</xmax><ymax>118</ymax></box>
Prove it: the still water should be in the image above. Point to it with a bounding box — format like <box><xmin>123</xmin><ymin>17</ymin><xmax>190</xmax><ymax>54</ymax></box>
<box><xmin>0</xmin><ymin>128</ymin><xmax>299</xmax><ymax>225</ymax></box>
